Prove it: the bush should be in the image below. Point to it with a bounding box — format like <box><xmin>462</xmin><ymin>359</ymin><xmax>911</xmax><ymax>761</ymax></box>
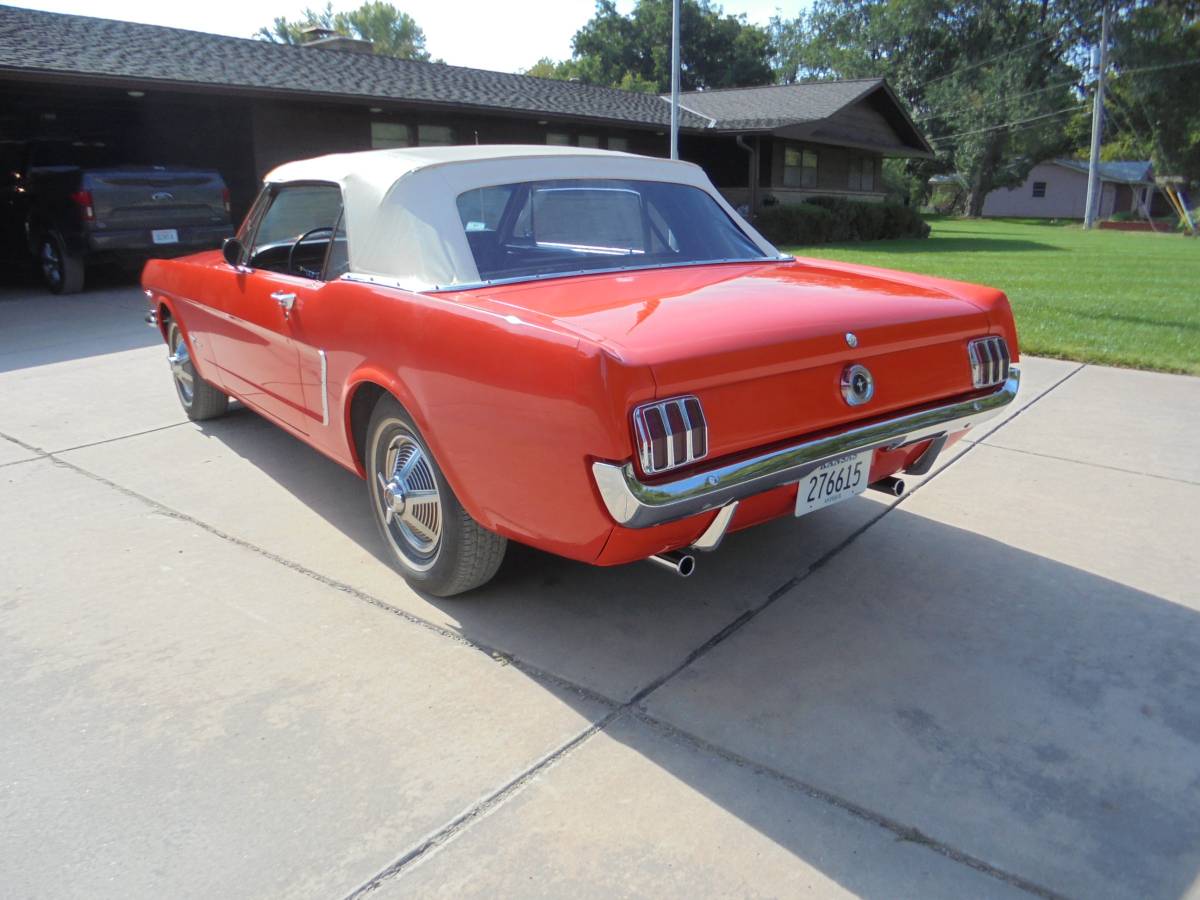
<box><xmin>754</xmin><ymin>197</ymin><xmax>930</xmax><ymax>246</ymax></box>
<box><xmin>754</xmin><ymin>202</ymin><xmax>833</xmax><ymax>245</ymax></box>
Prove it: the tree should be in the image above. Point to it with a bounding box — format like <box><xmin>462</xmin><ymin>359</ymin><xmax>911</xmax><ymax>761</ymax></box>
<box><xmin>523</xmin><ymin>57</ymin><xmax>580</xmax><ymax>81</ymax></box>
<box><xmin>257</xmin><ymin>1</ymin><xmax>431</xmax><ymax>61</ymax></box>
<box><xmin>523</xmin><ymin>0</ymin><xmax>773</xmax><ymax>93</ymax></box>
<box><xmin>1100</xmin><ymin>2</ymin><xmax>1200</xmax><ymax>181</ymax></box>
<box><xmin>772</xmin><ymin>0</ymin><xmax>1091</xmax><ymax>214</ymax></box>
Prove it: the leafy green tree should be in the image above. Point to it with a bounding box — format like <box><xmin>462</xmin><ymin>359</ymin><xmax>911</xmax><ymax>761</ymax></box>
<box><xmin>1101</xmin><ymin>2</ymin><xmax>1200</xmax><ymax>181</ymax></box>
<box><xmin>772</xmin><ymin>0</ymin><xmax>1090</xmax><ymax>214</ymax></box>
<box><xmin>523</xmin><ymin>57</ymin><xmax>581</xmax><ymax>81</ymax></box>
<box><xmin>525</xmin><ymin>0</ymin><xmax>773</xmax><ymax>93</ymax></box>
<box><xmin>257</xmin><ymin>1</ymin><xmax>431</xmax><ymax>61</ymax></box>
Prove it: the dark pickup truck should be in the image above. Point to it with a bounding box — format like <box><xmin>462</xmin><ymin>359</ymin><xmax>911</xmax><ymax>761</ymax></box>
<box><xmin>1</xmin><ymin>140</ymin><xmax>234</xmax><ymax>293</ymax></box>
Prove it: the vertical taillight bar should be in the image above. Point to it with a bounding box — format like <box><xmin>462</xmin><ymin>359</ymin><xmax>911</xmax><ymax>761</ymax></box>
<box><xmin>967</xmin><ymin>337</ymin><xmax>1010</xmax><ymax>388</ymax></box>
<box><xmin>632</xmin><ymin>396</ymin><xmax>708</xmax><ymax>476</ymax></box>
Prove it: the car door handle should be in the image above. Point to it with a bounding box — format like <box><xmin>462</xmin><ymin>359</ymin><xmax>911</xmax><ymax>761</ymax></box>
<box><xmin>270</xmin><ymin>291</ymin><xmax>296</xmax><ymax>314</ymax></box>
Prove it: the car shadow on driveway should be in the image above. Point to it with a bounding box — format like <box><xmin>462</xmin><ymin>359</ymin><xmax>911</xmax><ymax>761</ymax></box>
<box><xmin>192</xmin><ymin>407</ymin><xmax>1200</xmax><ymax>900</ymax></box>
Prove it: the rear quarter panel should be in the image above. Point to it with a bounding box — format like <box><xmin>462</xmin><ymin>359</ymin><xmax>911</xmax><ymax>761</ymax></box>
<box><xmin>298</xmin><ymin>280</ymin><xmax>656</xmax><ymax>561</ymax></box>
<box><xmin>790</xmin><ymin>256</ymin><xmax>1021</xmax><ymax>359</ymax></box>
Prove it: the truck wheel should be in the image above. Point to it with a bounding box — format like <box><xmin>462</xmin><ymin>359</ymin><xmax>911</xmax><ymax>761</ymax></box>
<box><xmin>167</xmin><ymin>320</ymin><xmax>229</xmax><ymax>420</ymax></box>
<box><xmin>366</xmin><ymin>396</ymin><xmax>506</xmax><ymax>597</ymax></box>
<box><xmin>39</xmin><ymin>233</ymin><xmax>85</xmax><ymax>294</ymax></box>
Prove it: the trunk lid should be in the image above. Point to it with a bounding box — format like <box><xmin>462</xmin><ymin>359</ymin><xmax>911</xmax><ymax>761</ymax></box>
<box><xmin>451</xmin><ymin>260</ymin><xmax>1002</xmax><ymax>462</ymax></box>
<box><xmin>82</xmin><ymin>167</ymin><xmax>229</xmax><ymax>229</ymax></box>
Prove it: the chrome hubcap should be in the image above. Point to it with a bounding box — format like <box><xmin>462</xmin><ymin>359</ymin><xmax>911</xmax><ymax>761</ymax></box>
<box><xmin>376</xmin><ymin>432</ymin><xmax>442</xmax><ymax>569</ymax></box>
<box><xmin>168</xmin><ymin>327</ymin><xmax>194</xmax><ymax>404</ymax></box>
<box><xmin>40</xmin><ymin>241</ymin><xmax>61</xmax><ymax>286</ymax></box>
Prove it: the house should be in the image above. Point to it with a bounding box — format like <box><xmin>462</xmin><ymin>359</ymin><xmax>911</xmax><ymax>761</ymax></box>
<box><xmin>980</xmin><ymin>159</ymin><xmax>1161</xmax><ymax>219</ymax></box>
<box><xmin>670</xmin><ymin>80</ymin><xmax>934</xmax><ymax>212</ymax></box>
<box><xmin>0</xmin><ymin>5</ymin><xmax>933</xmax><ymax>222</ymax></box>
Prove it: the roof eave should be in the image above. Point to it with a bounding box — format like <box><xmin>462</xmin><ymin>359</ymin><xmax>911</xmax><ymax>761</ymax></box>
<box><xmin>0</xmin><ymin>65</ymin><xmax>711</xmax><ymax>134</ymax></box>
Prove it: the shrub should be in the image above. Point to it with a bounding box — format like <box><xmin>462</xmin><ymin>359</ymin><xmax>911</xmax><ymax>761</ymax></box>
<box><xmin>754</xmin><ymin>202</ymin><xmax>834</xmax><ymax>245</ymax></box>
<box><xmin>755</xmin><ymin>197</ymin><xmax>929</xmax><ymax>246</ymax></box>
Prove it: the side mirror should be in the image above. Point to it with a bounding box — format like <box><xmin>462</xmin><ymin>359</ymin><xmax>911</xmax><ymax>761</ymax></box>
<box><xmin>222</xmin><ymin>237</ymin><xmax>246</xmax><ymax>268</ymax></box>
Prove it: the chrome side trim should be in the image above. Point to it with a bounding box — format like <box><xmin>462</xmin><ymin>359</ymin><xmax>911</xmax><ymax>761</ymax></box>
<box><xmin>344</xmin><ymin>256</ymin><xmax>793</xmax><ymax>294</ymax></box>
<box><xmin>317</xmin><ymin>349</ymin><xmax>329</xmax><ymax>427</ymax></box>
<box><xmin>592</xmin><ymin>367</ymin><xmax>1020</xmax><ymax>529</ymax></box>
<box><xmin>145</xmin><ymin>310</ymin><xmax>158</xmax><ymax>327</ymax></box>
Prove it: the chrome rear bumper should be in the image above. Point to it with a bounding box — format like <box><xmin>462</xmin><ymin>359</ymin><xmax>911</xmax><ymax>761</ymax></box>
<box><xmin>592</xmin><ymin>367</ymin><xmax>1020</xmax><ymax>529</ymax></box>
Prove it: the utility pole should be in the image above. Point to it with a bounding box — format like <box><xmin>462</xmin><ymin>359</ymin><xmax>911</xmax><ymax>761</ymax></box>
<box><xmin>670</xmin><ymin>0</ymin><xmax>680</xmax><ymax>160</ymax></box>
<box><xmin>1084</xmin><ymin>2</ymin><xmax>1110</xmax><ymax>229</ymax></box>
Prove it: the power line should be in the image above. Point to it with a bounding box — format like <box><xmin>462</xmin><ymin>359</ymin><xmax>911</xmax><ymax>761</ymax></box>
<box><xmin>914</xmin><ymin>57</ymin><xmax>1199</xmax><ymax>124</ymax></box>
<box><xmin>923</xmin><ymin>33</ymin><xmax>1058</xmax><ymax>87</ymax></box>
<box><xmin>1112</xmin><ymin>57</ymin><xmax>1200</xmax><ymax>78</ymax></box>
<box><xmin>928</xmin><ymin>103</ymin><xmax>1088</xmax><ymax>144</ymax></box>
<box><xmin>914</xmin><ymin>76</ymin><xmax>1083</xmax><ymax>120</ymax></box>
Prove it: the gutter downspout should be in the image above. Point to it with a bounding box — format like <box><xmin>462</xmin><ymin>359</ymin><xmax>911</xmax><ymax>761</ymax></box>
<box><xmin>735</xmin><ymin>134</ymin><xmax>757</xmax><ymax>218</ymax></box>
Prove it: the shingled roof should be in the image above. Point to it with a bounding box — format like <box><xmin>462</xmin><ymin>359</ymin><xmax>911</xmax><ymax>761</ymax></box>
<box><xmin>0</xmin><ymin>4</ymin><xmax>710</xmax><ymax>130</ymax></box>
<box><xmin>0</xmin><ymin>4</ymin><xmax>932</xmax><ymax>155</ymax></box>
<box><xmin>1054</xmin><ymin>158</ymin><xmax>1154</xmax><ymax>185</ymax></box>
<box><xmin>674</xmin><ymin>79</ymin><xmax>933</xmax><ymax>156</ymax></box>
<box><xmin>673</xmin><ymin>79</ymin><xmax>887</xmax><ymax>130</ymax></box>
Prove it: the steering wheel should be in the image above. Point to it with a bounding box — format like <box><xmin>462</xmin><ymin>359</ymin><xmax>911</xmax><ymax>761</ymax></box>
<box><xmin>288</xmin><ymin>226</ymin><xmax>335</xmax><ymax>279</ymax></box>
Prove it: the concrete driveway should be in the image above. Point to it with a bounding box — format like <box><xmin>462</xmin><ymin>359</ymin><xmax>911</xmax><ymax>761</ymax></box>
<box><xmin>1</xmin><ymin>281</ymin><xmax>1197</xmax><ymax>900</ymax></box>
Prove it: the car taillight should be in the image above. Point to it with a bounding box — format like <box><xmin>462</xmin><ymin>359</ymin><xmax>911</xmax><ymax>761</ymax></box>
<box><xmin>70</xmin><ymin>189</ymin><xmax>94</xmax><ymax>222</ymax></box>
<box><xmin>221</xmin><ymin>187</ymin><xmax>231</xmax><ymax>216</ymax></box>
<box><xmin>967</xmin><ymin>336</ymin><xmax>1011</xmax><ymax>388</ymax></box>
<box><xmin>633</xmin><ymin>395</ymin><xmax>707</xmax><ymax>475</ymax></box>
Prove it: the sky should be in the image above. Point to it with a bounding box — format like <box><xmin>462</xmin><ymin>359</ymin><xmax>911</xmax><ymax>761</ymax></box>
<box><xmin>14</xmin><ymin>0</ymin><xmax>805</xmax><ymax>73</ymax></box>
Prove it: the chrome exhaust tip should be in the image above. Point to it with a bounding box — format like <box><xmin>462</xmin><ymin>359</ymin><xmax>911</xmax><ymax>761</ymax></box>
<box><xmin>646</xmin><ymin>550</ymin><xmax>696</xmax><ymax>577</ymax></box>
<box><xmin>870</xmin><ymin>476</ymin><xmax>906</xmax><ymax>497</ymax></box>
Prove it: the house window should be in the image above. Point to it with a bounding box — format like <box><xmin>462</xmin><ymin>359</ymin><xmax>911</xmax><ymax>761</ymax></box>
<box><xmin>783</xmin><ymin>146</ymin><xmax>818</xmax><ymax>188</ymax></box>
<box><xmin>417</xmin><ymin>124</ymin><xmax>455</xmax><ymax>146</ymax></box>
<box><xmin>371</xmin><ymin>122</ymin><xmax>412</xmax><ymax>149</ymax></box>
<box><xmin>1032</xmin><ymin>181</ymin><xmax>1047</xmax><ymax>198</ymax></box>
<box><xmin>546</xmin><ymin>132</ymin><xmax>571</xmax><ymax>146</ymax></box>
<box><xmin>848</xmin><ymin>157</ymin><xmax>875</xmax><ymax>192</ymax></box>
<box><xmin>608</xmin><ymin>136</ymin><xmax>630</xmax><ymax>152</ymax></box>
<box><xmin>577</xmin><ymin>135</ymin><xmax>601</xmax><ymax>148</ymax></box>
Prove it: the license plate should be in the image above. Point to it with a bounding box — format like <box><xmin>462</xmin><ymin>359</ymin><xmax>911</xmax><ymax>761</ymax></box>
<box><xmin>151</xmin><ymin>228</ymin><xmax>178</xmax><ymax>245</ymax></box>
<box><xmin>795</xmin><ymin>450</ymin><xmax>871</xmax><ymax>517</ymax></box>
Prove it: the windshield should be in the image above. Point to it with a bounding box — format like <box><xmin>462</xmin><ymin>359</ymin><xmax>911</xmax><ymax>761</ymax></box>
<box><xmin>455</xmin><ymin>178</ymin><xmax>768</xmax><ymax>283</ymax></box>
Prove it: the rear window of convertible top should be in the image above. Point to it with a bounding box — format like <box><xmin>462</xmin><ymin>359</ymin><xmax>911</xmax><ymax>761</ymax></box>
<box><xmin>454</xmin><ymin>178</ymin><xmax>767</xmax><ymax>283</ymax></box>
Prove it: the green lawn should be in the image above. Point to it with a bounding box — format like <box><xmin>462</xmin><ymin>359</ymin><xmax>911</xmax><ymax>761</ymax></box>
<box><xmin>781</xmin><ymin>217</ymin><xmax>1200</xmax><ymax>375</ymax></box>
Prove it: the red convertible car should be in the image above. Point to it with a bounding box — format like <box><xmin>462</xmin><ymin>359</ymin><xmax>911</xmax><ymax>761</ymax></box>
<box><xmin>143</xmin><ymin>146</ymin><xmax>1019</xmax><ymax>596</ymax></box>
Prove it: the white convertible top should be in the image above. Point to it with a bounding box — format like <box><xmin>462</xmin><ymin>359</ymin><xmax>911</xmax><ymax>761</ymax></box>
<box><xmin>264</xmin><ymin>145</ymin><xmax>778</xmax><ymax>291</ymax></box>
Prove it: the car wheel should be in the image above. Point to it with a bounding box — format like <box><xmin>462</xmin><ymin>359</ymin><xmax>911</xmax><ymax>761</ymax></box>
<box><xmin>167</xmin><ymin>320</ymin><xmax>229</xmax><ymax>420</ymax></box>
<box><xmin>39</xmin><ymin>233</ymin><xmax>84</xmax><ymax>294</ymax></box>
<box><xmin>366</xmin><ymin>396</ymin><xmax>506</xmax><ymax>597</ymax></box>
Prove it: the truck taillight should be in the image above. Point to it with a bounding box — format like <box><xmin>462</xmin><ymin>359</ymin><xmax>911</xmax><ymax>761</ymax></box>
<box><xmin>70</xmin><ymin>190</ymin><xmax>94</xmax><ymax>222</ymax></box>
<box><xmin>221</xmin><ymin>188</ymin><xmax>231</xmax><ymax>216</ymax></box>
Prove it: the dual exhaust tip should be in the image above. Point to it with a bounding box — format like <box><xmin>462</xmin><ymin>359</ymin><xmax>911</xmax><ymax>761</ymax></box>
<box><xmin>646</xmin><ymin>549</ymin><xmax>696</xmax><ymax>578</ymax></box>
<box><xmin>870</xmin><ymin>475</ymin><xmax>906</xmax><ymax>497</ymax></box>
<box><xmin>645</xmin><ymin>476</ymin><xmax>905</xmax><ymax>578</ymax></box>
